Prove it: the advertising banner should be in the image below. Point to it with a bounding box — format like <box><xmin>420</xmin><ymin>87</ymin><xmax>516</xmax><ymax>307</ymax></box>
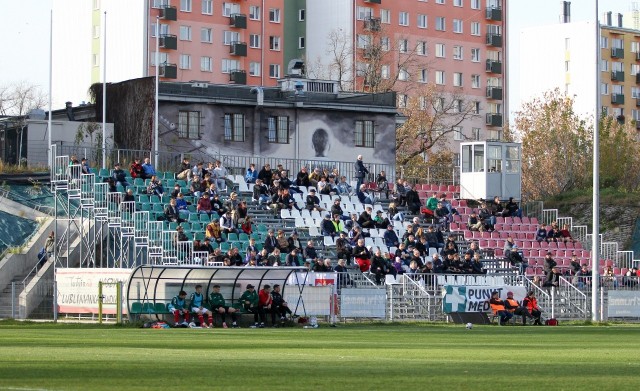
<box><xmin>56</xmin><ymin>268</ymin><xmax>131</xmax><ymax>314</ymax></box>
<box><xmin>340</xmin><ymin>288</ymin><xmax>386</xmax><ymax>318</ymax></box>
<box><xmin>443</xmin><ymin>285</ymin><xmax>527</xmax><ymax>313</ymax></box>
<box><xmin>608</xmin><ymin>291</ymin><xmax>640</xmax><ymax>317</ymax></box>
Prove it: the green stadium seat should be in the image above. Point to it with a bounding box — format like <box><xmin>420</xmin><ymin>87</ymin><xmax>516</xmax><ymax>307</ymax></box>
<box><xmin>191</xmin><ymin>222</ymin><xmax>203</xmax><ymax>232</ymax></box>
<box><xmin>141</xmin><ymin>303</ymin><xmax>155</xmax><ymax>314</ymax></box>
<box><xmin>134</xmin><ymin>178</ymin><xmax>144</xmax><ymax>186</ymax></box>
<box><xmin>165</xmin><ymin>179</ymin><xmax>175</xmax><ymax>187</ymax></box>
<box><xmin>187</xmin><ymin>205</ymin><xmax>197</xmax><ymax>213</ymax></box>
<box><xmin>199</xmin><ymin>214</ymin><xmax>211</xmax><ymax>223</ymax></box>
<box><xmin>140</xmin><ymin>203</ymin><xmax>151</xmax><ymax>212</ymax></box>
<box><xmin>161</xmin><ymin>194</ymin><xmax>170</xmax><ymax>203</ymax></box>
<box><xmin>138</xmin><ymin>195</ymin><xmax>150</xmax><ymax>203</ymax></box>
<box><xmin>220</xmin><ymin>242</ymin><xmax>230</xmax><ymax>252</ymax></box>
<box><xmin>177</xmin><ymin>180</ymin><xmax>187</xmax><ymax>187</ymax></box>
<box><xmin>98</xmin><ymin>168</ymin><xmax>110</xmax><ymax>178</ymax></box>
<box><xmin>257</xmin><ymin>224</ymin><xmax>267</xmax><ymax>233</ymax></box>
<box><xmin>168</xmin><ymin>222</ymin><xmax>179</xmax><ymax>230</ymax></box>
<box><xmin>188</xmin><ymin>214</ymin><xmax>200</xmax><ymax>222</ymax></box>
<box><xmin>163</xmin><ymin>171</ymin><xmax>175</xmax><ymax>180</ymax></box>
<box><xmin>194</xmin><ymin>232</ymin><xmax>205</xmax><ymax>241</ymax></box>
<box><xmin>255</xmin><ymin>243</ymin><xmax>263</xmax><ymax>251</ymax></box>
<box><xmin>153</xmin><ymin>204</ymin><xmax>164</xmax><ymax>212</ymax></box>
<box><xmin>154</xmin><ymin>303</ymin><xmax>169</xmax><ymax>314</ymax></box>
<box><xmin>150</xmin><ymin>195</ymin><xmax>160</xmax><ymax>204</ymax></box>
<box><xmin>130</xmin><ymin>302</ymin><xmax>142</xmax><ymax>314</ymax></box>
<box><xmin>228</xmin><ymin>233</ymin><xmax>239</xmax><ymax>241</ymax></box>
<box><xmin>239</xmin><ymin>233</ymin><xmax>249</xmax><ymax>242</ymax></box>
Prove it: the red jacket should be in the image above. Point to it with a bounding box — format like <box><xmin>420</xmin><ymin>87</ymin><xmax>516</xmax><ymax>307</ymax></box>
<box><xmin>259</xmin><ymin>289</ymin><xmax>272</xmax><ymax>306</ymax></box>
<box><xmin>523</xmin><ymin>296</ymin><xmax>539</xmax><ymax>312</ymax></box>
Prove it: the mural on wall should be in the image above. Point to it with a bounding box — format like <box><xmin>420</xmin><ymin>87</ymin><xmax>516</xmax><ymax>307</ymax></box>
<box><xmin>157</xmin><ymin>103</ymin><xmax>396</xmax><ymax>166</ymax></box>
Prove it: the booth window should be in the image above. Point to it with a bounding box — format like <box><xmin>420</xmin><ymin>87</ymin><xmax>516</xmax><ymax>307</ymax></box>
<box><xmin>506</xmin><ymin>145</ymin><xmax>521</xmax><ymax>173</ymax></box>
<box><xmin>473</xmin><ymin>144</ymin><xmax>484</xmax><ymax>172</ymax></box>
<box><xmin>487</xmin><ymin>145</ymin><xmax>502</xmax><ymax>172</ymax></box>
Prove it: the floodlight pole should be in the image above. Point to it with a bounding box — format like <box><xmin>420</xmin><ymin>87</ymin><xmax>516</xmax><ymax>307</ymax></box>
<box><xmin>48</xmin><ymin>9</ymin><xmax>53</xmax><ymax>168</ymax></box>
<box><xmin>592</xmin><ymin>0</ymin><xmax>601</xmax><ymax>322</ymax></box>
<box><xmin>102</xmin><ymin>11</ymin><xmax>107</xmax><ymax>169</ymax></box>
<box><xmin>154</xmin><ymin>16</ymin><xmax>160</xmax><ymax>169</ymax></box>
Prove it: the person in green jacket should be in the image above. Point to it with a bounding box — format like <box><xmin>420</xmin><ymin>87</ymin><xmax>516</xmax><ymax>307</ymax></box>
<box><xmin>168</xmin><ymin>290</ymin><xmax>190</xmax><ymax>327</ymax></box>
<box><xmin>239</xmin><ymin>284</ymin><xmax>259</xmax><ymax>327</ymax></box>
<box><xmin>209</xmin><ymin>284</ymin><xmax>238</xmax><ymax>328</ymax></box>
<box><xmin>426</xmin><ymin>193</ymin><xmax>438</xmax><ymax>213</ymax></box>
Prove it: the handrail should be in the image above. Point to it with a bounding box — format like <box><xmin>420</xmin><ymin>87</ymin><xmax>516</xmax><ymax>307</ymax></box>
<box><xmin>401</xmin><ymin>274</ymin><xmax>432</xmax><ymax>298</ymax></box>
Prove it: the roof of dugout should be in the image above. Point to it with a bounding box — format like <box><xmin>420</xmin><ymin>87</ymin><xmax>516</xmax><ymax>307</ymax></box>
<box><xmin>127</xmin><ymin>265</ymin><xmax>309</xmax><ymax>312</ymax></box>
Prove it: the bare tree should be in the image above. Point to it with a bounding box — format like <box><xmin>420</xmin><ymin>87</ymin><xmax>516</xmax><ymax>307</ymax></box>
<box><xmin>324</xmin><ymin>29</ymin><xmax>354</xmax><ymax>91</ymax></box>
<box><xmin>0</xmin><ymin>81</ymin><xmax>47</xmax><ymax>117</ymax></box>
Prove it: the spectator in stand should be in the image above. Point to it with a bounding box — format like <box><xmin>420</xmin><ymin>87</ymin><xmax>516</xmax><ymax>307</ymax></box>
<box><xmin>336</xmin><ymin>232</ymin><xmax>353</xmax><ymax>265</ymax></box>
<box><xmin>547</xmin><ymin>224</ymin><xmax>562</xmax><ymax>243</ymax></box>
<box><xmin>393</xmin><ymin>257</ymin><xmax>405</xmax><ymax>275</ymax></box>
<box><xmin>211</xmin><ymin>194</ymin><xmax>225</xmax><ymax>216</ymax></box>
<box><xmin>441</xmin><ymin>241</ymin><xmax>457</xmax><ymax>259</ymax></box>
<box><xmin>504</xmin><ymin>291</ymin><xmax>531</xmax><ymax>326</ymax></box>
<box><xmin>435</xmin><ymin>202</ymin><xmax>451</xmax><ymax>229</ymax></box>
<box><xmin>287</xmin><ymin>231</ymin><xmax>303</xmax><ymax>252</ymax></box>
<box><xmin>522</xmin><ymin>291</ymin><xmax>543</xmax><ymax>325</ymax></box>
<box><xmin>334</xmin><ymin>259</ymin><xmax>352</xmax><ymax>286</ymax></box>
<box><xmin>170</xmin><ymin>183</ymin><xmax>182</xmax><ymax>199</ymax></box>
<box><xmin>176</xmin><ymin>225</ymin><xmax>188</xmax><ymax>242</ymax></box>
<box><xmin>234</xmin><ymin>201</ymin><xmax>248</xmax><ymax>226</ymax></box>
<box><xmin>504</xmin><ymin>237</ymin><xmax>527</xmax><ymax>274</ymax></box>
<box><xmin>404</xmin><ymin>185</ymin><xmax>421</xmax><ymax>214</ymax></box>
<box><xmin>490</xmin><ymin>196</ymin><xmax>504</xmax><ymax>219</ymax></box>
<box><xmin>303</xmin><ymin>240</ymin><xmax>319</xmax><ymax>262</ymax></box>
<box><xmin>353</xmin><ymin>238</ymin><xmax>371</xmax><ymax>272</ymax></box>
<box><xmin>219</xmin><ymin>210</ymin><xmax>237</xmax><ymax>234</ymax></box>
<box><xmin>543</xmin><ymin>252</ymin><xmax>557</xmax><ymax>274</ymax></box>
<box><xmin>192</xmin><ymin>162</ymin><xmax>204</xmax><ymax>179</ymax></box>
<box><xmin>394</xmin><ymin>243</ymin><xmax>410</xmax><ymax>266</ymax></box>
<box><xmin>478</xmin><ymin>202</ymin><xmax>495</xmax><ymax>231</ymax></box>
<box><xmin>142</xmin><ymin>157</ymin><xmax>156</xmax><ymax>179</ymax></box>
<box><xmin>200</xmin><ymin>239</ymin><xmax>214</xmax><ymax>254</ymax></box>
<box><xmin>388</xmin><ymin>202</ymin><xmax>404</xmax><ymax>221</ymax></box>
<box><xmin>349</xmin><ymin>226</ymin><xmax>367</xmax><ymax>246</ymax></box>
<box><xmin>623</xmin><ymin>267</ymin><xmax>639</xmax><ymax>287</ymax></box>
<box><xmin>504</xmin><ymin>197</ymin><xmax>522</xmax><ymax>218</ymax></box>
<box><xmin>330</xmin><ymin>198</ymin><xmax>347</xmax><ymax>221</ymax></box>
<box><xmin>111</xmin><ymin>163</ymin><xmax>129</xmax><ymax>187</ymax></box>
<box><xmin>271</xmin><ymin>284</ymin><xmax>294</xmax><ymax>324</ymax></box>
<box><xmin>305</xmin><ymin>189</ymin><xmax>324</xmax><ymax>212</ymax></box>
<box><xmin>240</xmin><ymin>215</ymin><xmax>253</xmax><ymax>235</ymax></box>
<box><xmin>336</xmin><ymin>176</ymin><xmax>352</xmax><ymax>196</ymax></box>
<box><xmin>467</xmin><ymin>211</ymin><xmax>484</xmax><ymax>232</ymax></box>
<box><xmin>225</xmin><ymin>192</ymin><xmax>240</xmax><ymax>213</ymax></box>
<box><xmin>263</xmin><ymin>229</ymin><xmax>277</xmax><ymax>253</ymax></box>
<box><xmin>569</xmin><ymin>253</ymin><xmax>581</xmax><ymax>275</ymax></box>
<box><xmin>252</xmin><ymin>178</ymin><xmax>270</xmax><ymax>208</ymax></box>
<box><xmin>489</xmin><ymin>291</ymin><xmax>513</xmax><ymax>325</ymax></box>
<box><xmin>308</xmin><ymin>167</ymin><xmax>321</xmax><ymax>188</ymax></box>
<box><xmin>573</xmin><ymin>264</ymin><xmax>592</xmax><ymax>290</ymax></box>
<box><xmin>189</xmin><ymin>285</ymin><xmax>213</xmax><ymax>328</ymax></box>
<box><xmin>376</xmin><ymin>171</ymin><xmax>390</xmax><ymax>199</ymax></box>
<box><xmin>164</xmin><ymin>198</ymin><xmax>184</xmax><ymax>223</ymax></box>
<box><xmin>317</xmin><ymin>176</ymin><xmax>332</xmax><ymax>195</ymax></box>
<box><xmin>460</xmin><ymin>253</ymin><xmax>474</xmax><ymax>273</ymax></box>
<box><xmin>356</xmin><ymin>184</ymin><xmax>376</xmax><ymax>205</ymax></box>
<box><xmin>408</xmin><ymin>260</ymin><xmax>421</xmax><ymax>276</ymax></box>
<box><xmin>245</xmin><ymin>163</ymin><xmax>258</xmax><ymax>183</ymax></box>
<box><xmin>129</xmin><ymin>158</ymin><xmax>144</xmax><ymax>179</ymax></box>
<box><xmin>204</xmin><ymin>183</ymin><xmax>218</xmax><ymax>200</ymax></box>
<box><xmin>177</xmin><ymin>158</ymin><xmax>191</xmax><ymax>180</ymax></box>
<box><xmin>358</xmin><ymin>206</ymin><xmax>376</xmax><ymax>229</ymax></box>
<box><xmin>373</xmin><ymin>210</ymin><xmax>390</xmax><ymax>229</ymax></box>
<box><xmin>123</xmin><ymin>188</ymin><xmax>135</xmax><ymax>203</ymax></box>
<box><xmin>410</xmin><ymin>248</ymin><xmax>425</xmax><ymax>269</ymax></box>
<box><xmin>208</xmin><ymin>285</ymin><xmax>238</xmax><ymax>328</ymax></box>
<box><xmin>272</xmin><ymin>230</ymin><xmax>288</xmax><ymax>252</ymax></box>
<box><xmin>285</xmin><ymin>248</ymin><xmax>301</xmax><ymax>266</ymax></box>
<box><xmin>331</xmin><ymin>214</ymin><xmax>345</xmax><ymax>236</ymax></box>
<box><xmin>354</xmin><ymin>155</ymin><xmax>369</xmax><ymax>190</ymax></box>
<box><xmin>321</xmin><ymin>213</ymin><xmax>336</xmax><ymax>237</ymax></box>
<box><xmin>211</xmin><ymin>160</ymin><xmax>229</xmax><ymax>193</ymax></box>
<box><xmin>371</xmin><ymin>248</ymin><xmax>395</xmax><ymax>285</ymax></box>
<box><xmin>392</xmin><ymin>179</ymin><xmax>407</xmax><ymax>206</ymax></box>
<box><xmin>168</xmin><ymin>290</ymin><xmax>190</xmax><ymax>327</ymax></box>
<box><xmin>383</xmin><ymin>225</ymin><xmax>400</xmax><ymax>248</ymax></box>
<box><xmin>174</xmin><ymin>193</ymin><xmax>189</xmax><ymax>216</ymax></box>
<box><xmin>295</xmin><ymin>167</ymin><xmax>310</xmax><ymax>187</ymax></box>
<box><xmin>415</xmin><ymin>235</ymin><xmax>429</xmax><ymax>257</ymax></box>
<box><xmin>425</xmin><ymin>226</ymin><xmax>445</xmax><ymax>251</ymax></box>
<box><xmin>602</xmin><ymin>266</ymin><xmax>619</xmax><ymax>289</ymax></box>
<box><xmin>560</xmin><ymin>224</ymin><xmax>575</xmax><ymax>243</ymax></box>
<box><xmin>535</xmin><ymin>224</ymin><xmax>548</xmax><ymax>242</ymax></box>
<box><xmin>258</xmin><ymin>163</ymin><xmax>273</xmax><ymax>186</ymax></box>
<box><xmin>80</xmin><ymin>158</ymin><xmax>91</xmax><ymax>174</ymax></box>
<box><xmin>431</xmin><ymin>253</ymin><xmax>444</xmax><ymax>273</ymax></box>
<box><xmin>190</xmin><ymin>175</ymin><xmax>204</xmax><ymax>198</ymax></box>
<box><xmin>267</xmin><ymin>248</ymin><xmax>281</xmax><ymax>266</ymax></box>
<box><xmin>345</xmin><ymin>213</ymin><xmax>359</xmax><ymax>231</ymax></box>
<box><xmin>471</xmin><ymin>253</ymin><xmax>486</xmax><ymax>274</ymax></box>
<box><xmin>425</xmin><ymin>193</ymin><xmax>438</xmax><ymax>216</ymax></box>
<box><xmin>465</xmin><ymin>241</ymin><xmax>480</xmax><ymax>258</ymax></box>
<box><xmin>197</xmin><ymin>193</ymin><xmax>213</xmax><ymax>217</ymax></box>
<box><xmin>543</xmin><ymin>266</ymin><xmax>562</xmax><ymax>290</ymax></box>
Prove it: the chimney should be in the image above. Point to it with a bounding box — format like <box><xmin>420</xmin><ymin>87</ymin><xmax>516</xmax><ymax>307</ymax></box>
<box><xmin>65</xmin><ymin>101</ymin><xmax>75</xmax><ymax>121</ymax></box>
<box><xmin>562</xmin><ymin>1</ymin><xmax>571</xmax><ymax>23</ymax></box>
<box><xmin>606</xmin><ymin>11</ymin><xmax>612</xmax><ymax>26</ymax></box>
<box><xmin>618</xmin><ymin>13</ymin><xmax>623</xmax><ymax>27</ymax></box>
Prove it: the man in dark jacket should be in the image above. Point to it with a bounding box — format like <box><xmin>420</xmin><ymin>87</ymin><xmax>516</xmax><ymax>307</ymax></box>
<box><xmin>383</xmin><ymin>225</ymin><xmax>400</xmax><ymax>248</ymax></box>
<box><xmin>358</xmin><ymin>207</ymin><xmax>376</xmax><ymax>229</ymax></box>
<box><xmin>270</xmin><ymin>284</ymin><xmax>293</xmax><ymax>323</ymax></box>
<box><xmin>354</xmin><ymin>155</ymin><xmax>369</xmax><ymax>190</ymax></box>
<box><xmin>321</xmin><ymin>214</ymin><xmax>336</xmax><ymax>237</ymax></box>
<box><xmin>404</xmin><ymin>185</ymin><xmax>421</xmax><ymax>214</ymax></box>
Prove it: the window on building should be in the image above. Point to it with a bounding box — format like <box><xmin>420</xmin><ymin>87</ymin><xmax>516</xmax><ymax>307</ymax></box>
<box><xmin>632</xmin><ymin>64</ymin><xmax>640</xmax><ymax>75</ymax></box>
<box><xmin>632</xmin><ymin>87</ymin><xmax>640</xmax><ymax>98</ymax></box>
<box><xmin>472</xmin><ymin>128</ymin><xmax>480</xmax><ymax>140</ymax></box>
<box><xmin>632</xmin><ymin>41</ymin><xmax>640</xmax><ymax>53</ymax></box>
<box><xmin>453</xmin><ymin>45</ymin><xmax>463</xmax><ymax>60</ymax></box>
<box><xmin>471</xmin><ymin>0</ymin><xmax>480</xmax><ymax>9</ymax></box>
<box><xmin>221</xmin><ymin>59</ymin><xmax>240</xmax><ymax>73</ymax></box>
<box><xmin>355</xmin><ymin>120</ymin><xmax>375</xmax><ymax>148</ymax></box>
<box><xmin>178</xmin><ymin>111</ymin><xmax>200</xmax><ymax>139</ymax></box>
<box><xmin>249</xmin><ymin>5</ymin><xmax>261</xmax><ymax>20</ymax></box>
<box><xmin>93</xmin><ymin>0</ymin><xmax>100</xmax><ymax>10</ymax></box>
<box><xmin>180</xmin><ymin>0</ymin><xmax>191</xmax><ymax>12</ymax></box>
<box><xmin>473</xmin><ymin>101</ymin><xmax>481</xmax><ymax>114</ymax></box>
<box><xmin>453</xmin><ymin>72</ymin><xmax>463</xmax><ymax>87</ymax></box>
<box><xmin>435</xmin><ymin>43</ymin><xmax>445</xmax><ymax>58</ymax></box>
<box><xmin>399</xmin><ymin>68</ymin><xmax>409</xmax><ymax>81</ymax></box>
<box><xmin>436</xmin><ymin>70</ymin><xmax>445</xmax><ymax>85</ymax></box>
<box><xmin>471</xmin><ymin>22</ymin><xmax>480</xmax><ymax>36</ymax></box>
<box><xmin>93</xmin><ymin>25</ymin><xmax>100</xmax><ymax>39</ymax></box>
<box><xmin>612</xmin><ymin>38</ymin><xmax>624</xmax><ymax>49</ymax></box>
<box><xmin>269</xmin><ymin>64</ymin><xmax>281</xmax><ymax>78</ymax></box>
<box><xmin>471</xmin><ymin>48</ymin><xmax>480</xmax><ymax>62</ymax></box>
<box><xmin>269</xmin><ymin>36</ymin><xmax>281</xmax><ymax>51</ymax></box>
<box><xmin>454</xmin><ymin>0</ymin><xmax>463</xmax><ymax>6</ymax></box>
<box><xmin>417</xmin><ymin>14</ymin><xmax>427</xmax><ymax>28</ymax></box>
<box><xmin>223</xmin><ymin>31</ymin><xmax>240</xmax><ymax>45</ymax></box>
<box><xmin>419</xmin><ymin>69</ymin><xmax>428</xmax><ymax>83</ymax></box>
<box><xmin>436</xmin><ymin>0</ymin><xmax>445</xmax><ymax>4</ymax></box>
<box><xmin>453</xmin><ymin>126</ymin><xmax>464</xmax><ymax>141</ymax></box>
<box><xmin>612</xmin><ymin>61</ymin><xmax>623</xmax><ymax>72</ymax></box>
<box><xmin>202</xmin><ymin>0</ymin><xmax>212</xmax><ymax>15</ymax></box>
<box><xmin>151</xmin><ymin>23</ymin><xmax>170</xmax><ymax>37</ymax></box>
<box><xmin>357</xmin><ymin>6</ymin><xmax>373</xmax><ymax>20</ymax></box>
<box><xmin>150</xmin><ymin>52</ymin><xmax>168</xmax><ymax>66</ymax></box>
<box><xmin>397</xmin><ymin>94</ymin><xmax>408</xmax><ymax>108</ymax></box>
<box><xmin>435</xmin><ymin>97</ymin><xmax>445</xmax><ymax>112</ymax></box>
<box><xmin>612</xmin><ymin>84</ymin><xmax>623</xmax><ymax>95</ymax></box>
<box><xmin>453</xmin><ymin>19</ymin><xmax>463</xmax><ymax>33</ymax></box>
<box><xmin>381</xmin><ymin>65</ymin><xmax>390</xmax><ymax>79</ymax></box>
<box><xmin>380</xmin><ymin>9</ymin><xmax>390</xmax><ymax>24</ymax></box>
<box><xmin>436</xmin><ymin>17</ymin><xmax>445</xmax><ymax>31</ymax></box>
<box><xmin>201</xmin><ymin>28</ymin><xmax>212</xmax><ymax>43</ymax></box>
<box><xmin>399</xmin><ymin>11</ymin><xmax>409</xmax><ymax>26</ymax></box>
<box><xmin>222</xmin><ymin>2</ymin><xmax>241</xmax><ymax>17</ymax></box>
<box><xmin>471</xmin><ymin>74</ymin><xmax>480</xmax><ymax>88</ymax></box>
<box><xmin>269</xmin><ymin>8</ymin><xmax>281</xmax><ymax>22</ymax></box>
<box><xmin>179</xmin><ymin>54</ymin><xmax>191</xmax><ymax>69</ymax></box>
<box><xmin>179</xmin><ymin>26</ymin><xmax>192</xmax><ymax>41</ymax></box>
<box><xmin>416</xmin><ymin>41</ymin><xmax>427</xmax><ymax>55</ymax></box>
<box><xmin>452</xmin><ymin>99</ymin><xmax>463</xmax><ymax>113</ymax></box>
<box><xmin>268</xmin><ymin>116</ymin><xmax>289</xmax><ymax>143</ymax></box>
<box><xmin>299</xmin><ymin>37</ymin><xmax>305</xmax><ymax>49</ymax></box>
<box><xmin>224</xmin><ymin>113</ymin><xmax>245</xmax><ymax>142</ymax></box>
<box><xmin>381</xmin><ymin>37</ymin><xmax>390</xmax><ymax>51</ymax></box>
<box><xmin>600</xmin><ymin>36</ymin><xmax>608</xmax><ymax>49</ymax></box>
<box><xmin>250</xmin><ymin>34</ymin><xmax>261</xmax><ymax>48</ymax></box>
<box><xmin>92</xmin><ymin>53</ymin><xmax>99</xmax><ymax>67</ymax></box>
<box><xmin>357</xmin><ymin>34</ymin><xmax>371</xmax><ymax>49</ymax></box>
<box><xmin>418</xmin><ymin>96</ymin><xmax>427</xmax><ymax>110</ymax></box>
<box><xmin>200</xmin><ymin>56</ymin><xmax>212</xmax><ymax>72</ymax></box>
<box><xmin>299</xmin><ymin>9</ymin><xmax>305</xmax><ymax>21</ymax></box>
<box><xmin>249</xmin><ymin>62</ymin><xmax>261</xmax><ymax>76</ymax></box>
<box><xmin>356</xmin><ymin>62</ymin><xmax>369</xmax><ymax>77</ymax></box>
<box><xmin>399</xmin><ymin>39</ymin><xmax>408</xmax><ymax>53</ymax></box>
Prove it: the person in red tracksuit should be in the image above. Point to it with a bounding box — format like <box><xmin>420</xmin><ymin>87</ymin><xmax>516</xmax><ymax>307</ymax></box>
<box><xmin>257</xmin><ymin>284</ymin><xmax>272</xmax><ymax>328</ymax></box>
<box><xmin>522</xmin><ymin>291</ymin><xmax>543</xmax><ymax>325</ymax></box>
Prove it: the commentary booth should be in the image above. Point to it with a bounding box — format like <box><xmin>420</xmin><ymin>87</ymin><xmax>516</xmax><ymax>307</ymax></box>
<box><xmin>459</xmin><ymin>141</ymin><xmax>521</xmax><ymax>201</ymax></box>
<box><xmin>126</xmin><ymin>266</ymin><xmax>337</xmax><ymax>321</ymax></box>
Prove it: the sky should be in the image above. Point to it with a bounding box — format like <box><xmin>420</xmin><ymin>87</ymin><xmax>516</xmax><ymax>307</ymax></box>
<box><xmin>0</xmin><ymin>0</ymin><xmax>635</xmax><ymax>114</ymax></box>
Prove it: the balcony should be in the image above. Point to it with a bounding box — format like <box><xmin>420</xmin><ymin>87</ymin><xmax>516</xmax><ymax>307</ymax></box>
<box><xmin>486</xmin><ymin>113</ymin><xmax>503</xmax><ymax>127</ymax></box>
<box><xmin>159</xmin><ymin>63</ymin><xmax>177</xmax><ymax>79</ymax></box>
<box><xmin>486</xmin><ymin>33</ymin><xmax>502</xmax><ymax>47</ymax></box>
<box><xmin>159</xmin><ymin>34</ymin><xmax>177</xmax><ymax>50</ymax></box>
<box><xmin>230</xmin><ymin>13</ymin><xmax>247</xmax><ymax>29</ymax></box>
<box><xmin>486</xmin><ymin>86</ymin><xmax>503</xmax><ymax>100</ymax></box>
<box><xmin>159</xmin><ymin>5</ymin><xmax>177</xmax><ymax>21</ymax></box>
<box><xmin>611</xmin><ymin>93</ymin><xmax>624</xmax><ymax>105</ymax></box>
<box><xmin>617</xmin><ymin>115</ymin><xmax>625</xmax><ymax>125</ymax></box>
<box><xmin>636</xmin><ymin>73</ymin><xmax>640</xmax><ymax>84</ymax></box>
<box><xmin>365</xmin><ymin>0</ymin><xmax>382</xmax><ymax>4</ymax></box>
<box><xmin>486</xmin><ymin>7</ymin><xmax>502</xmax><ymax>21</ymax></box>
<box><xmin>229</xmin><ymin>41</ymin><xmax>247</xmax><ymax>56</ymax></box>
<box><xmin>485</xmin><ymin>59</ymin><xmax>502</xmax><ymax>74</ymax></box>
<box><xmin>229</xmin><ymin>70</ymin><xmax>247</xmax><ymax>85</ymax></box>
<box><xmin>611</xmin><ymin>71</ymin><xmax>625</xmax><ymax>82</ymax></box>
<box><xmin>611</xmin><ymin>47</ymin><xmax>624</xmax><ymax>59</ymax></box>
<box><xmin>636</xmin><ymin>52</ymin><xmax>640</xmax><ymax>61</ymax></box>
<box><xmin>364</xmin><ymin>17</ymin><xmax>381</xmax><ymax>32</ymax></box>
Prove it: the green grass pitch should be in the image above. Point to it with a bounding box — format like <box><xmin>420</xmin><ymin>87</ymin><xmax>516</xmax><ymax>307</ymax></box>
<box><xmin>0</xmin><ymin>322</ymin><xmax>639</xmax><ymax>390</ymax></box>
